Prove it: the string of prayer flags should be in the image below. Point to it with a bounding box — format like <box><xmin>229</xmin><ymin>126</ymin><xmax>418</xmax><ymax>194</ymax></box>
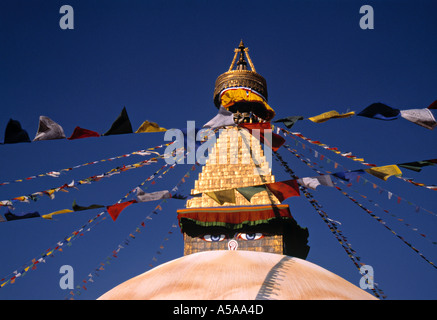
<box><xmin>0</xmin><ymin>149</ymin><xmax>175</xmax><ymax>208</ymax></box>
<box><xmin>280</xmin><ymin>128</ymin><xmax>376</xmax><ymax>167</ymax></box>
<box><xmin>1</xmin><ymin>210</ymin><xmax>108</xmax><ymax>289</ymax></box>
<box><xmin>273</xmin><ymin>116</ymin><xmax>304</xmax><ymax>129</ymax></box>
<box><xmin>33</xmin><ymin>116</ymin><xmax>66</xmax><ymax>141</ymax></box>
<box><xmin>103</xmin><ymin>106</ymin><xmax>133</xmax><ymax>136</ymax></box>
<box><xmin>135</xmin><ymin>120</ymin><xmax>167</xmax><ymax>133</ymax></box>
<box><xmin>364</xmin><ymin>165</ymin><xmax>403</xmax><ymax>181</ymax></box>
<box><xmin>0</xmin><ymin>155</ymin><xmax>183</xmax><ymax>288</ymax></box>
<box><xmin>357</xmin><ymin>103</ymin><xmax>400</xmax><ymax>120</ymax></box>
<box><xmin>271</xmin><ymin>150</ymin><xmax>386</xmax><ymax>299</ymax></box>
<box><xmin>308</xmin><ymin>110</ymin><xmax>355</xmax><ymax>123</ymax></box>
<box><xmin>239</xmin><ymin>122</ymin><xmax>285</xmax><ymax>152</ymax></box>
<box><xmin>279</xmin><ymin>127</ymin><xmax>437</xmax><ymax>191</ymax></box>
<box><xmin>66</xmin><ymin>163</ymin><xmax>199</xmax><ymax>299</ymax></box>
<box><xmin>285</xmin><ymin>139</ymin><xmax>437</xmax><ymax>218</ymax></box>
<box><xmin>0</xmin><ymin>142</ymin><xmax>172</xmax><ymax>187</ymax></box>
<box><xmin>146</xmin><ymin>222</ymin><xmax>179</xmax><ymax>270</ymax></box>
<box><xmin>333</xmin><ymin>180</ymin><xmax>437</xmax><ymax>271</ymax></box>
<box><xmin>333</xmin><ymin>175</ymin><xmax>437</xmax><ymax>247</ymax></box>
<box><xmin>4</xmin><ymin>119</ymin><xmax>30</xmax><ymax>144</ymax></box>
<box><xmin>203</xmin><ymin>106</ymin><xmax>236</xmax><ymax>129</ymax></box>
<box><xmin>199</xmin><ymin>175</ymin><xmax>337</xmax><ymax>206</ymax></box>
<box><xmin>68</xmin><ymin>127</ymin><xmax>100</xmax><ymax>140</ymax></box>
<box><xmin>396</xmin><ymin>177</ymin><xmax>437</xmax><ymax>191</ymax></box>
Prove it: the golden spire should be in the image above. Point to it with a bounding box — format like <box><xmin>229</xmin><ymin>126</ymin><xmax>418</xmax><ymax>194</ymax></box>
<box><xmin>213</xmin><ymin>40</ymin><xmax>268</xmax><ymax>110</ymax></box>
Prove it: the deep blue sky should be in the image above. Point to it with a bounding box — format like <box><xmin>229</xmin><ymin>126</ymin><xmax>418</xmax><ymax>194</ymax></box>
<box><xmin>0</xmin><ymin>0</ymin><xmax>436</xmax><ymax>300</ymax></box>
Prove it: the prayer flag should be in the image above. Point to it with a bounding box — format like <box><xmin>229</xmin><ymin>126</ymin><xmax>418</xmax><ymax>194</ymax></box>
<box><xmin>4</xmin><ymin>119</ymin><xmax>30</xmax><ymax>144</ymax></box>
<box><xmin>308</xmin><ymin>110</ymin><xmax>355</xmax><ymax>123</ymax></box>
<box><xmin>68</xmin><ymin>127</ymin><xmax>100</xmax><ymax>140</ymax></box>
<box><xmin>236</xmin><ymin>185</ymin><xmax>268</xmax><ymax>202</ymax></box>
<box><xmin>239</xmin><ymin>122</ymin><xmax>285</xmax><ymax>152</ymax></box>
<box><xmin>4</xmin><ymin>211</ymin><xmax>40</xmax><ymax>221</ymax></box>
<box><xmin>427</xmin><ymin>100</ymin><xmax>437</xmax><ymax>110</ymax></box>
<box><xmin>106</xmin><ymin>200</ymin><xmax>137</xmax><ymax>221</ymax></box>
<box><xmin>400</xmin><ymin>108</ymin><xmax>437</xmax><ymax>130</ymax></box>
<box><xmin>103</xmin><ymin>106</ymin><xmax>133</xmax><ymax>136</ymax></box>
<box><xmin>135</xmin><ymin>188</ymin><xmax>171</xmax><ymax>202</ymax></box>
<box><xmin>72</xmin><ymin>200</ymin><xmax>105</xmax><ymax>212</ymax></box>
<box><xmin>203</xmin><ymin>106</ymin><xmax>236</xmax><ymax>129</ymax></box>
<box><xmin>357</xmin><ymin>103</ymin><xmax>400</xmax><ymax>120</ymax></box>
<box><xmin>297</xmin><ymin>175</ymin><xmax>334</xmax><ymax>190</ymax></box>
<box><xmin>398</xmin><ymin>159</ymin><xmax>437</xmax><ymax>172</ymax></box>
<box><xmin>206</xmin><ymin>189</ymin><xmax>236</xmax><ymax>205</ymax></box>
<box><xmin>33</xmin><ymin>116</ymin><xmax>66</xmax><ymax>141</ymax></box>
<box><xmin>365</xmin><ymin>165</ymin><xmax>402</xmax><ymax>181</ymax></box>
<box><xmin>274</xmin><ymin>116</ymin><xmax>304</xmax><ymax>128</ymax></box>
<box><xmin>42</xmin><ymin>209</ymin><xmax>74</xmax><ymax>220</ymax></box>
<box><xmin>135</xmin><ymin>120</ymin><xmax>166</xmax><ymax>133</ymax></box>
<box><xmin>265</xmin><ymin>179</ymin><xmax>300</xmax><ymax>202</ymax></box>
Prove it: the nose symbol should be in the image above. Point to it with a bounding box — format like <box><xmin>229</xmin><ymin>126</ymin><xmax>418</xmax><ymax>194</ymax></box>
<box><xmin>227</xmin><ymin>240</ymin><xmax>238</xmax><ymax>251</ymax></box>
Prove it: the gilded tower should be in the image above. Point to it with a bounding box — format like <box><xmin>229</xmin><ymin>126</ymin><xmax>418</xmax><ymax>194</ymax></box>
<box><xmin>177</xmin><ymin>41</ymin><xmax>309</xmax><ymax>258</ymax></box>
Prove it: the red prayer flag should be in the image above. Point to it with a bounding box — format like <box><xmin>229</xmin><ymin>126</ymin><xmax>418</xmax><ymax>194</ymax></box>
<box><xmin>239</xmin><ymin>122</ymin><xmax>285</xmax><ymax>152</ymax></box>
<box><xmin>106</xmin><ymin>200</ymin><xmax>137</xmax><ymax>221</ymax></box>
<box><xmin>68</xmin><ymin>127</ymin><xmax>100</xmax><ymax>140</ymax></box>
<box><xmin>427</xmin><ymin>100</ymin><xmax>437</xmax><ymax>110</ymax></box>
<box><xmin>265</xmin><ymin>179</ymin><xmax>300</xmax><ymax>202</ymax></box>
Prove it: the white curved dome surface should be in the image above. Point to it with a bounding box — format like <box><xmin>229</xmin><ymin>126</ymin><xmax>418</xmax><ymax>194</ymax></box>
<box><xmin>98</xmin><ymin>250</ymin><xmax>377</xmax><ymax>300</ymax></box>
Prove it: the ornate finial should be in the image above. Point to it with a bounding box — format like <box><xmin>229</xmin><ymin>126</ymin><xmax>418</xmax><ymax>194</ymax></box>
<box><xmin>214</xmin><ymin>41</ymin><xmax>269</xmax><ymax>114</ymax></box>
<box><xmin>236</xmin><ymin>40</ymin><xmax>247</xmax><ymax>70</ymax></box>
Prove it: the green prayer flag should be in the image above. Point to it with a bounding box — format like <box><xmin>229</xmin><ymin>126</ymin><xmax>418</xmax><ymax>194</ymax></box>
<box><xmin>398</xmin><ymin>159</ymin><xmax>437</xmax><ymax>172</ymax></box>
<box><xmin>72</xmin><ymin>200</ymin><xmax>105</xmax><ymax>212</ymax></box>
<box><xmin>236</xmin><ymin>185</ymin><xmax>267</xmax><ymax>202</ymax></box>
<box><xmin>273</xmin><ymin>116</ymin><xmax>304</xmax><ymax>129</ymax></box>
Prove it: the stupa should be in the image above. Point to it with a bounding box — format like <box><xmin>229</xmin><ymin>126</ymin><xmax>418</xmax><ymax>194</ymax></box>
<box><xmin>98</xmin><ymin>41</ymin><xmax>377</xmax><ymax>300</ymax></box>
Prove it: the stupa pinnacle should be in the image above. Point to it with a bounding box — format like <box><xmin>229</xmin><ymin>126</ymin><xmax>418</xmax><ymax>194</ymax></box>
<box><xmin>213</xmin><ymin>41</ymin><xmax>274</xmax><ymax>122</ymax></box>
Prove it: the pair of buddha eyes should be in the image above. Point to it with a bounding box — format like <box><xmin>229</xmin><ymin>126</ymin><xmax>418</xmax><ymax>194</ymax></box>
<box><xmin>202</xmin><ymin>233</ymin><xmax>264</xmax><ymax>242</ymax></box>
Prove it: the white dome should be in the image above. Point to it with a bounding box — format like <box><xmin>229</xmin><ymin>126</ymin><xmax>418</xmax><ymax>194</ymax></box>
<box><xmin>98</xmin><ymin>250</ymin><xmax>376</xmax><ymax>300</ymax></box>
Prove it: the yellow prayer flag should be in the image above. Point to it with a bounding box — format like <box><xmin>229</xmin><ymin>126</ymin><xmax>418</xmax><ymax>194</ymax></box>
<box><xmin>42</xmin><ymin>209</ymin><xmax>74</xmax><ymax>220</ymax></box>
<box><xmin>365</xmin><ymin>165</ymin><xmax>402</xmax><ymax>181</ymax></box>
<box><xmin>205</xmin><ymin>189</ymin><xmax>236</xmax><ymax>205</ymax></box>
<box><xmin>135</xmin><ymin>121</ymin><xmax>166</xmax><ymax>133</ymax></box>
<box><xmin>308</xmin><ymin>110</ymin><xmax>356</xmax><ymax>123</ymax></box>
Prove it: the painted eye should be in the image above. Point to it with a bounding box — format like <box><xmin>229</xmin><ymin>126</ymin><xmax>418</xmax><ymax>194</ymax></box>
<box><xmin>202</xmin><ymin>234</ymin><xmax>226</xmax><ymax>242</ymax></box>
<box><xmin>237</xmin><ymin>233</ymin><xmax>264</xmax><ymax>241</ymax></box>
